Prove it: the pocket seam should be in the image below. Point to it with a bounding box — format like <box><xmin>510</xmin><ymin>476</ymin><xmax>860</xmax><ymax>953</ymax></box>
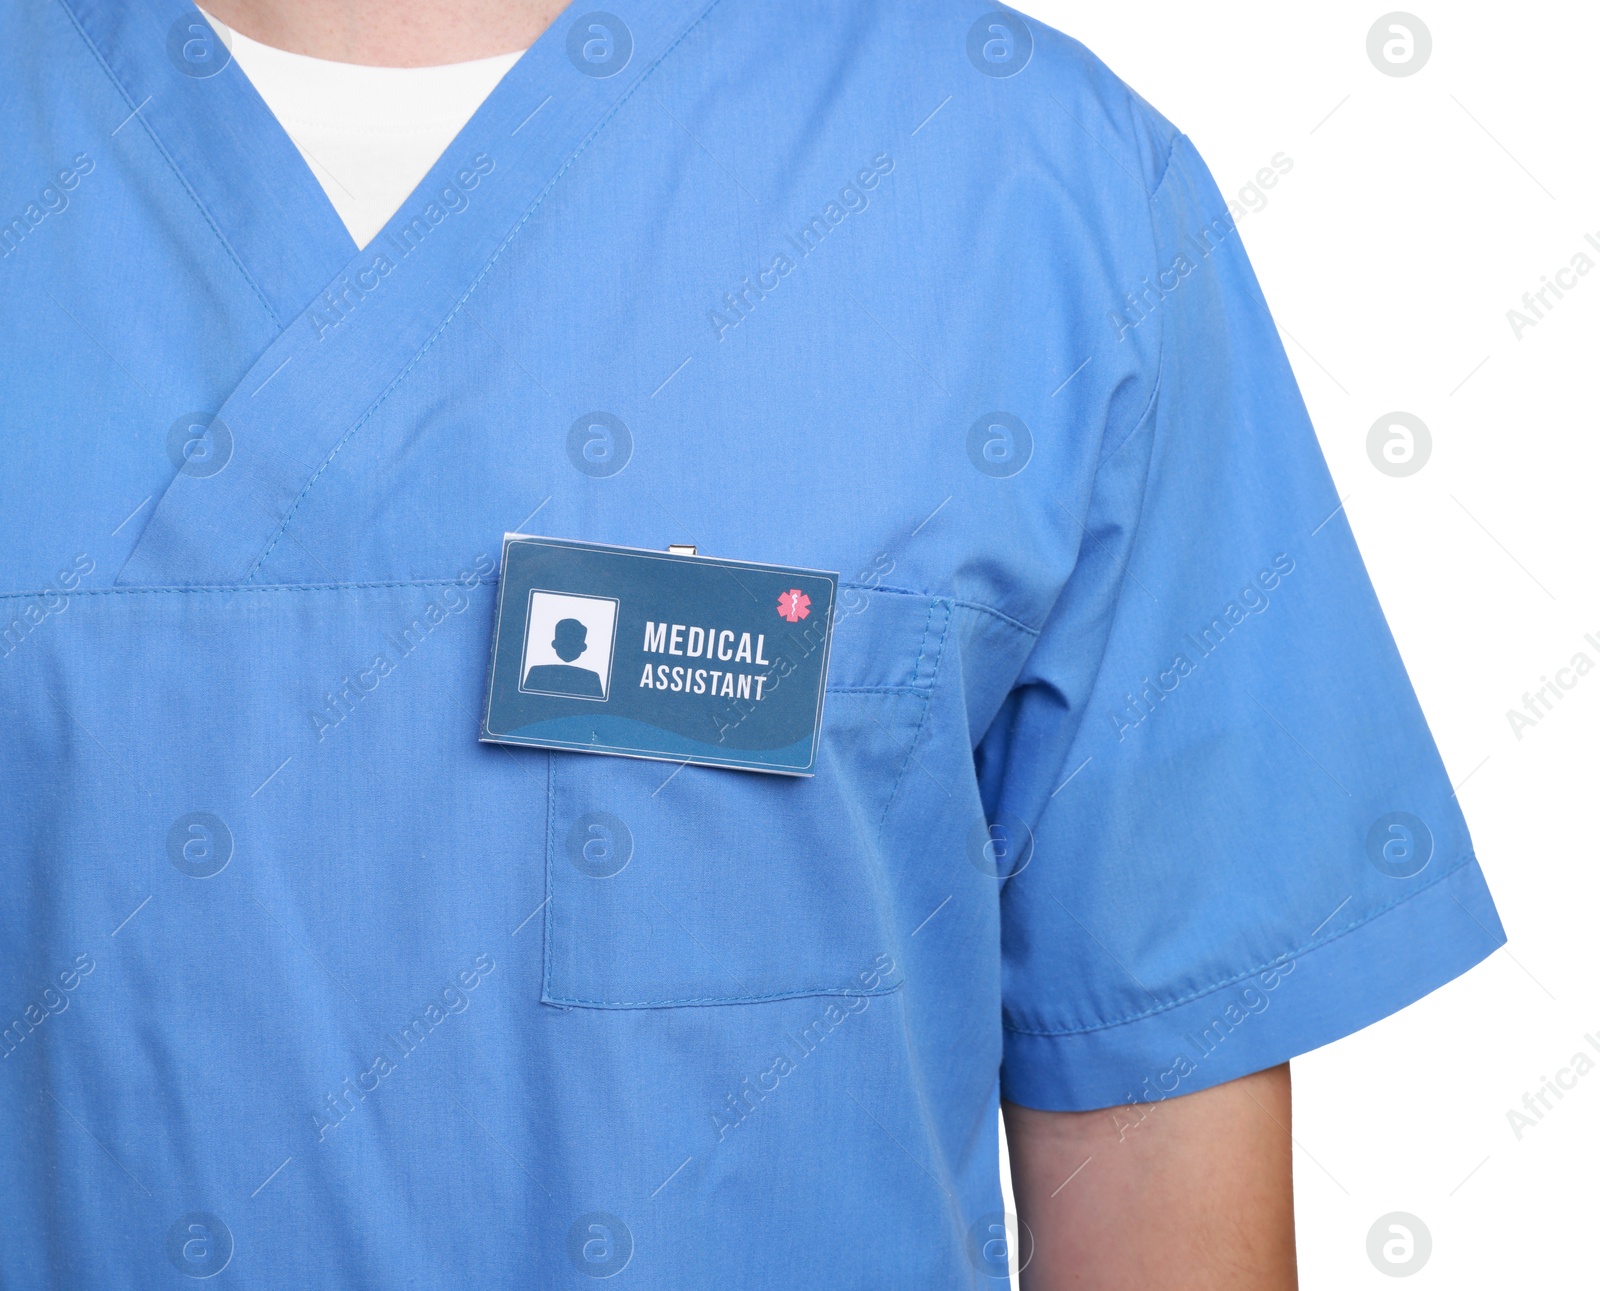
<box><xmin>873</xmin><ymin>598</ymin><xmax>952</xmax><ymax>844</ymax></box>
<box><xmin>540</xmin><ymin>594</ymin><xmax>949</xmax><ymax>1011</ymax></box>
<box><xmin>543</xmin><ymin>979</ymin><xmax>904</xmax><ymax>1010</ymax></box>
<box><xmin>542</xmin><ymin>747</ymin><xmax>558</xmax><ymax>1004</ymax></box>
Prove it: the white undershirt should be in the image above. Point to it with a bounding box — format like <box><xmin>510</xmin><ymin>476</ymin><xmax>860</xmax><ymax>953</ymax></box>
<box><xmin>202</xmin><ymin>11</ymin><xmax>523</xmax><ymax>248</ymax></box>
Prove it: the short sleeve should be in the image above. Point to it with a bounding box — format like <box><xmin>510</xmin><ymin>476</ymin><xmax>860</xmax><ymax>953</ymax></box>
<box><xmin>985</xmin><ymin>134</ymin><xmax>1506</xmax><ymax>1112</ymax></box>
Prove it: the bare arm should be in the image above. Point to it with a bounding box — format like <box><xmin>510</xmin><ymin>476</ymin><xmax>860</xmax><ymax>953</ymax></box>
<box><xmin>1003</xmin><ymin>1064</ymin><xmax>1297</xmax><ymax>1290</ymax></box>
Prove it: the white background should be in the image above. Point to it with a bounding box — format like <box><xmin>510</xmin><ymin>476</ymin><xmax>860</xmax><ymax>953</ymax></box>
<box><xmin>998</xmin><ymin>2</ymin><xmax>1599</xmax><ymax>1286</ymax></box>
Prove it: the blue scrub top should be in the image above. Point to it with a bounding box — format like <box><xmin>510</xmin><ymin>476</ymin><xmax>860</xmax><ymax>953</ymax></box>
<box><xmin>1</xmin><ymin>0</ymin><xmax>1504</xmax><ymax>1285</ymax></box>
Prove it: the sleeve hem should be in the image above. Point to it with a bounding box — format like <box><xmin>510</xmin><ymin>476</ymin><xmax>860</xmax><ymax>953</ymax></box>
<box><xmin>1000</xmin><ymin>854</ymin><xmax>1505</xmax><ymax>1112</ymax></box>
<box><xmin>1004</xmin><ymin>850</ymin><xmax>1483</xmax><ymax>1038</ymax></box>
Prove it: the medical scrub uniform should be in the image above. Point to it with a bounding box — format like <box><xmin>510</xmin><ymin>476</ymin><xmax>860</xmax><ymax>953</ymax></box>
<box><xmin>0</xmin><ymin>1</ymin><xmax>1504</xmax><ymax>1285</ymax></box>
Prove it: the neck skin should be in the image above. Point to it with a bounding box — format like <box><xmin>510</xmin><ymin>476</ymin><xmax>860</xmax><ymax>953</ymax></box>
<box><xmin>200</xmin><ymin>0</ymin><xmax>568</xmax><ymax>65</ymax></box>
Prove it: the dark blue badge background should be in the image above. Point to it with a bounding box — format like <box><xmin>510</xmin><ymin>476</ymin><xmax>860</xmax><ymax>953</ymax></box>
<box><xmin>481</xmin><ymin>536</ymin><xmax>836</xmax><ymax>773</ymax></box>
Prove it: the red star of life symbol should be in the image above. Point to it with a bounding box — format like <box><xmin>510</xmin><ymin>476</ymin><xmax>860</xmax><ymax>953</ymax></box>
<box><xmin>776</xmin><ymin>588</ymin><xmax>811</xmax><ymax>622</ymax></box>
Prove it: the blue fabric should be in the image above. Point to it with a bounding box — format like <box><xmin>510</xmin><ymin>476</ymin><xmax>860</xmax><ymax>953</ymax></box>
<box><xmin>1</xmin><ymin>0</ymin><xmax>1504</xmax><ymax>1285</ymax></box>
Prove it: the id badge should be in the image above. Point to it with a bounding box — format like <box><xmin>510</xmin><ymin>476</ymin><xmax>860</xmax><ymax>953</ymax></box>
<box><xmin>480</xmin><ymin>535</ymin><xmax>837</xmax><ymax>775</ymax></box>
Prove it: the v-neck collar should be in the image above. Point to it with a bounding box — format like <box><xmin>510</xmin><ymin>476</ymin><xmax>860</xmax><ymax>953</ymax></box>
<box><xmin>65</xmin><ymin>0</ymin><xmax>718</xmax><ymax>587</ymax></box>
<box><xmin>61</xmin><ymin>0</ymin><xmax>357</xmax><ymax>326</ymax></box>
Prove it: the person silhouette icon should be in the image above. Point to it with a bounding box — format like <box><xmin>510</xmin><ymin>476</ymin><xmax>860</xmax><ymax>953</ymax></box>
<box><xmin>522</xmin><ymin>617</ymin><xmax>606</xmax><ymax>698</ymax></box>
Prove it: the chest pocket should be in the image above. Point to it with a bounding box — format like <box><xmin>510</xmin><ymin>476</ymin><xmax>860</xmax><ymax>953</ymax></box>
<box><xmin>541</xmin><ymin>587</ymin><xmax>950</xmax><ymax>1008</ymax></box>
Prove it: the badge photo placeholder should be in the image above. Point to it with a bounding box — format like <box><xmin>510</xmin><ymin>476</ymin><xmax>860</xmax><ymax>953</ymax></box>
<box><xmin>520</xmin><ymin>590</ymin><xmax>619</xmax><ymax>701</ymax></box>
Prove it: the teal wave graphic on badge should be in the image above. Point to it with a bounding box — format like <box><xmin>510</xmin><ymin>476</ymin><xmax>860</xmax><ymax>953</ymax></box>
<box><xmin>501</xmin><ymin>713</ymin><xmax>816</xmax><ymax>773</ymax></box>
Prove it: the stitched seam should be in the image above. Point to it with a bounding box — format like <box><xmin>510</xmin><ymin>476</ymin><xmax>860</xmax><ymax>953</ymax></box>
<box><xmin>541</xmin><ymin>751</ymin><xmax>557</xmax><ymax>1004</ymax></box>
<box><xmin>55</xmin><ymin>0</ymin><xmax>283</xmax><ymax>328</ymax></box>
<box><xmin>3</xmin><ymin>581</ymin><xmax>1040</xmax><ymax>645</ymax></box>
<box><xmin>906</xmin><ymin>597</ymin><xmax>938</xmax><ymax>688</ymax></box>
<box><xmin>873</xmin><ymin>599</ymin><xmax>951</xmax><ymax>843</ymax></box>
<box><xmin>546</xmin><ymin>981</ymin><xmax>903</xmax><ymax>1009</ymax></box>
<box><xmin>843</xmin><ymin>583</ymin><xmax>1041</xmax><ymax>638</ymax></box>
<box><xmin>246</xmin><ymin>0</ymin><xmax>727</xmax><ymax>582</ymax></box>
<box><xmin>0</xmin><ymin>578</ymin><xmax>495</xmax><ymax>600</ymax></box>
<box><xmin>948</xmin><ymin>600</ymin><xmax>1041</xmax><ymax>639</ymax></box>
<box><xmin>1086</xmin><ymin>131</ymin><xmax>1184</xmax><ymax>469</ymax></box>
<box><xmin>1002</xmin><ymin>853</ymin><xmax>1482</xmax><ymax>1037</ymax></box>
